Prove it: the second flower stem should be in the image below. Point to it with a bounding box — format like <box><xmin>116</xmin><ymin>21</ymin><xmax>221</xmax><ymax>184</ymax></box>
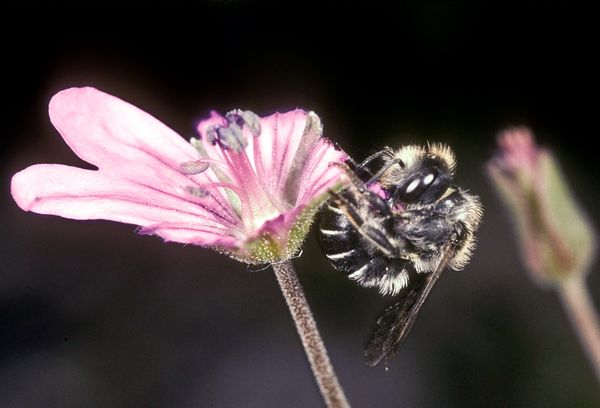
<box><xmin>558</xmin><ymin>277</ymin><xmax>600</xmax><ymax>382</ymax></box>
<box><xmin>272</xmin><ymin>260</ymin><xmax>350</xmax><ymax>408</ymax></box>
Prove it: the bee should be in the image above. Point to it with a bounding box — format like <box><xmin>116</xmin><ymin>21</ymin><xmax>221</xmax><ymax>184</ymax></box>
<box><xmin>318</xmin><ymin>143</ymin><xmax>483</xmax><ymax>367</ymax></box>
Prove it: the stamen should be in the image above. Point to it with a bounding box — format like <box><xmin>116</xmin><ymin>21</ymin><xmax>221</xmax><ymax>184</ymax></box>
<box><xmin>179</xmin><ymin>160</ymin><xmax>210</xmax><ymax>175</ymax></box>
<box><xmin>199</xmin><ymin>110</ymin><xmax>262</xmax><ymax>154</ymax></box>
<box><xmin>186</xmin><ymin>186</ymin><xmax>210</xmax><ymax>198</ymax></box>
<box><xmin>193</xmin><ymin>181</ymin><xmax>242</xmax><ymax>195</ymax></box>
<box><xmin>226</xmin><ymin>109</ymin><xmax>261</xmax><ymax>137</ymax></box>
<box><xmin>217</xmin><ymin>123</ymin><xmax>247</xmax><ymax>152</ymax></box>
<box><xmin>190</xmin><ymin>137</ymin><xmax>205</xmax><ymax>154</ymax></box>
<box><xmin>225</xmin><ymin>109</ymin><xmax>245</xmax><ymax>126</ymax></box>
<box><xmin>205</xmin><ymin>125</ymin><xmax>219</xmax><ymax>145</ymax></box>
<box><xmin>240</xmin><ymin>110</ymin><xmax>261</xmax><ymax>137</ymax></box>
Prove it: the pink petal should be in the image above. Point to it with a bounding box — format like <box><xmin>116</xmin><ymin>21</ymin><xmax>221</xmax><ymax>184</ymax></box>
<box><xmin>295</xmin><ymin>139</ymin><xmax>348</xmax><ymax>205</ymax></box>
<box><xmin>50</xmin><ymin>87</ymin><xmax>199</xmax><ymax>179</ymax></box>
<box><xmin>250</xmin><ymin>110</ymin><xmax>319</xmax><ymax>201</ymax></box>
<box><xmin>50</xmin><ymin>88</ymin><xmax>236</xmax><ymax>217</ymax></box>
<box><xmin>11</xmin><ymin>164</ymin><xmax>241</xmax><ymax>246</ymax></box>
<box><xmin>137</xmin><ymin>222</ymin><xmax>238</xmax><ymax>247</ymax></box>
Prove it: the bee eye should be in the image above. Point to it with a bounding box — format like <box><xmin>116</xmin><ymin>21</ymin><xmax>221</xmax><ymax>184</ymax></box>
<box><xmin>422</xmin><ymin>173</ymin><xmax>435</xmax><ymax>185</ymax></box>
<box><xmin>405</xmin><ymin>178</ymin><xmax>421</xmax><ymax>194</ymax></box>
<box><xmin>395</xmin><ymin>160</ymin><xmax>452</xmax><ymax>204</ymax></box>
<box><xmin>399</xmin><ymin>172</ymin><xmax>438</xmax><ymax>202</ymax></box>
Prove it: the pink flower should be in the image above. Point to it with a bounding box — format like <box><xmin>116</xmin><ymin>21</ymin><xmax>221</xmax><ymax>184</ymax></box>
<box><xmin>11</xmin><ymin>87</ymin><xmax>348</xmax><ymax>263</ymax></box>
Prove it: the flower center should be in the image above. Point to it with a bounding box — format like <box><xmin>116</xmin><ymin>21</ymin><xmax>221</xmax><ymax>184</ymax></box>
<box><xmin>204</xmin><ymin>110</ymin><xmax>284</xmax><ymax>232</ymax></box>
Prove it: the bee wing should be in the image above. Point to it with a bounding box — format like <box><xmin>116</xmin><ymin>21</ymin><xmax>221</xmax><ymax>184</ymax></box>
<box><xmin>364</xmin><ymin>247</ymin><xmax>454</xmax><ymax>367</ymax></box>
<box><xmin>364</xmin><ymin>277</ymin><xmax>429</xmax><ymax>367</ymax></box>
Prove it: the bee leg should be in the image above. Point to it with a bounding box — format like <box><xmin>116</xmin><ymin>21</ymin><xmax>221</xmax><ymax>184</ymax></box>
<box><xmin>330</xmin><ymin>163</ymin><xmax>393</xmax><ymax>214</ymax></box>
<box><xmin>345</xmin><ymin>149</ymin><xmax>391</xmax><ymax>179</ymax></box>
<box><xmin>366</xmin><ymin>157</ymin><xmax>404</xmax><ymax>185</ymax></box>
<box><xmin>352</xmin><ymin>149</ymin><xmax>392</xmax><ymax>170</ymax></box>
<box><xmin>330</xmin><ymin>162</ymin><xmax>370</xmax><ymax>193</ymax></box>
<box><xmin>363</xmin><ymin>189</ymin><xmax>392</xmax><ymax>216</ymax></box>
<box><xmin>359</xmin><ymin>149</ymin><xmax>390</xmax><ymax>168</ymax></box>
<box><xmin>334</xmin><ymin>154</ymin><xmax>404</xmax><ymax>193</ymax></box>
<box><xmin>327</xmin><ymin>169</ymin><xmax>392</xmax><ymax>217</ymax></box>
<box><xmin>329</xmin><ymin>191</ymin><xmax>400</xmax><ymax>257</ymax></box>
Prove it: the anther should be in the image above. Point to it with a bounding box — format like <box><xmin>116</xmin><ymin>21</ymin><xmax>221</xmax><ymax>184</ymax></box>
<box><xmin>240</xmin><ymin>110</ymin><xmax>261</xmax><ymax>137</ymax></box>
<box><xmin>226</xmin><ymin>109</ymin><xmax>261</xmax><ymax>137</ymax></box>
<box><xmin>186</xmin><ymin>186</ymin><xmax>210</xmax><ymax>198</ymax></box>
<box><xmin>225</xmin><ymin>109</ymin><xmax>245</xmax><ymax>126</ymax></box>
<box><xmin>180</xmin><ymin>160</ymin><xmax>210</xmax><ymax>175</ymax></box>
<box><xmin>217</xmin><ymin>123</ymin><xmax>247</xmax><ymax>152</ymax></box>
<box><xmin>205</xmin><ymin>125</ymin><xmax>219</xmax><ymax>145</ymax></box>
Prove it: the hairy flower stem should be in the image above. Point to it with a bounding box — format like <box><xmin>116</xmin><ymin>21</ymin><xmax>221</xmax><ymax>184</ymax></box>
<box><xmin>272</xmin><ymin>260</ymin><xmax>350</xmax><ymax>408</ymax></box>
<box><xmin>557</xmin><ymin>277</ymin><xmax>600</xmax><ymax>382</ymax></box>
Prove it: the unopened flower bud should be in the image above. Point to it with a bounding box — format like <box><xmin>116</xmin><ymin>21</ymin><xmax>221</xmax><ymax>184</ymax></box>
<box><xmin>487</xmin><ymin>127</ymin><xmax>596</xmax><ymax>286</ymax></box>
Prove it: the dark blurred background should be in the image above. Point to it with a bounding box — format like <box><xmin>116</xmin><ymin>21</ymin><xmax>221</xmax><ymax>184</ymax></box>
<box><xmin>2</xmin><ymin>3</ymin><xmax>599</xmax><ymax>407</ymax></box>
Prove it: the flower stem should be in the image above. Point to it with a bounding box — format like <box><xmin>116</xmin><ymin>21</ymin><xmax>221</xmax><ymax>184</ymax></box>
<box><xmin>557</xmin><ymin>277</ymin><xmax>600</xmax><ymax>382</ymax></box>
<box><xmin>272</xmin><ymin>260</ymin><xmax>350</xmax><ymax>408</ymax></box>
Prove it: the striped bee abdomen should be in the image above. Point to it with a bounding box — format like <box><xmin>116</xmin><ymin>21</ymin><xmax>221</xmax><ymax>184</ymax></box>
<box><xmin>318</xmin><ymin>202</ymin><xmax>371</xmax><ymax>273</ymax></box>
<box><xmin>318</xmin><ymin>199</ymin><xmax>411</xmax><ymax>296</ymax></box>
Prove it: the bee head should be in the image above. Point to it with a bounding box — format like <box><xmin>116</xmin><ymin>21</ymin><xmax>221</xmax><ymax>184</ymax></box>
<box><xmin>380</xmin><ymin>143</ymin><xmax>456</xmax><ymax>204</ymax></box>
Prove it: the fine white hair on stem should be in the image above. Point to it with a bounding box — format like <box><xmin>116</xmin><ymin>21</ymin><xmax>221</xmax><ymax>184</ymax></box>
<box><xmin>272</xmin><ymin>260</ymin><xmax>350</xmax><ymax>408</ymax></box>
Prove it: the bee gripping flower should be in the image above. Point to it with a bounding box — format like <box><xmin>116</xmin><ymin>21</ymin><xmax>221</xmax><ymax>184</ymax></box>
<box><xmin>11</xmin><ymin>87</ymin><xmax>348</xmax><ymax>264</ymax></box>
<box><xmin>487</xmin><ymin>127</ymin><xmax>597</xmax><ymax>285</ymax></box>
